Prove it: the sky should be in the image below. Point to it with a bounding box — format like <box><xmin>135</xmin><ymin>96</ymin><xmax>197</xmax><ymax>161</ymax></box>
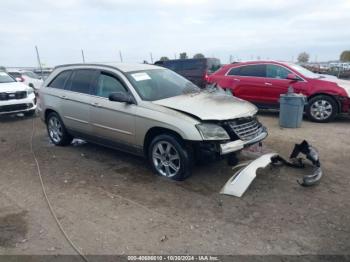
<box><xmin>1</xmin><ymin>0</ymin><xmax>349</xmax><ymax>67</ymax></box>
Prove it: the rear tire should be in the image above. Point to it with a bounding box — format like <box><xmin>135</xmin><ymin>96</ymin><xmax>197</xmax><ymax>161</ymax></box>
<box><xmin>306</xmin><ymin>95</ymin><xmax>338</xmax><ymax>123</ymax></box>
<box><xmin>46</xmin><ymin>112</ymin><xmax>73</xmax><ymax>146</ymax></box>
<box><xmin>148</xmin><ymin>134</ymin><xmax>192</xmax><ymax>181</ymax></box>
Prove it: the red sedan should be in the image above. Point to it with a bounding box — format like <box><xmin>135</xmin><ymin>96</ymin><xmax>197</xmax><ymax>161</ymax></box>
<box><xmin>208</xmin><ymin>61</ymin><xmax>350</xmax><ymax>122</ymax></box>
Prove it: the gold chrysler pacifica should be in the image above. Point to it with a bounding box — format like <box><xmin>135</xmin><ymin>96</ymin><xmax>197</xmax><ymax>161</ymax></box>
<box><xmin>39</xmin><ymin>63</ymin><xmax>267</xmax><ymax>180</ymax></box>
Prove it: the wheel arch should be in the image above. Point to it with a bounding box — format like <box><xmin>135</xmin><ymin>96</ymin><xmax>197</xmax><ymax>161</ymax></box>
<box><xmin>143</xmin><ymin>127</ymin><xmax>185</xmax><ymax>157</ymax></box>
<box><xmin>44</xmin><ymin>108</ymin><xmax>58</xmax><ymax>122</ymax></box>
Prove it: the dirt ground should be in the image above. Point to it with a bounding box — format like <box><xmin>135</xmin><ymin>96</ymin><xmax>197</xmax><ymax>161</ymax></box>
<box><xmin>0</xmin><ymin>112</ymin><xmax>349</xmax><ymax>257</ymax></box>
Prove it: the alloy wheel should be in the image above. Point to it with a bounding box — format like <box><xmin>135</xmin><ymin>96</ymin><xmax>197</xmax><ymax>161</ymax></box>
<box><xmin>310</xmin><ymin>100</ymin><xmax>333</xmax><ymax>121</ymax></box>
<box><xmin>152</xmin><ymin>141</ymin><xmax>181</xmax><ymax>178</ymax></box>
<box><xmin>48</xmin><ymin>116</ymin><xmax>63</xmax><ymax>144</ymax></box>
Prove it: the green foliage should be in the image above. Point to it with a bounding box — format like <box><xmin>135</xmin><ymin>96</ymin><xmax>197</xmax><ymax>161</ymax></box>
<box><xmin>193</xmin><ymin>53</ymin><xmax>205</xmax><ymax>59</ymax></box>
<box><xmin>340</xmin><ymin>50</ymin><xmax>350</xmax><ymax>62</ymax></box>
<box><xmin>159</xmin><ymin>56</ymin><xmax>169</xmax><ymax>61</ymax></box>
<box><xmin>179</xmin><ymin>52</ymin><xmax>188</xmax><ymax>59</ymax></box>
<box><xmin>297</xmin><ymin>52</ymin><xmax>310</xmax><ymax>63</ymax></box>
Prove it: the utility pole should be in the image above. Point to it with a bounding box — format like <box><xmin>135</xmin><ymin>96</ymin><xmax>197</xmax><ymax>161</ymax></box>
<box><xmin>174</xmin><ymin>53</ymin><xmax>177</xmax><ymax>59</ymax></box>
<box><xmin>119</xmin><ymin>50</ymin><xmax>123</xmax><ymax>62</ymax></box>
<box><xmin>81</xmin><ymin>49</ymin><xmax>85</xmax><ymax>63</ymax></box>
<box><xmin>150</xmin><ymin>52</ymin><xmax>153</xmax><ymax>64</ymax></box>
<box><xmin>35</xmin><ymin>46</ymin><xmax>44</xmax><ymax>79</ymax></box>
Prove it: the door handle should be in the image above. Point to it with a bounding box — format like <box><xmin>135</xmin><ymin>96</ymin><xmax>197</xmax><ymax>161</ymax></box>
<box><xmin>61</xmin><ymin>95</ymin><xmax>67</xmax><ymax>99</ymax></box>
<box><xmin>264</xmin><ymin>82</ymin><xmax>272</xmax><ymax>86</ymax></box>
<box><xmin>233</xmin><ymin>78</ymin><xmax>240</xmax><ymax>82</ymax></box>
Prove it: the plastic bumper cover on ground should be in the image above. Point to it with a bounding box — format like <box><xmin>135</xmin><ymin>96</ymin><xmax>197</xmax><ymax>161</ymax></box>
<box><xmin>220</xmin><ymin>153</ymin><xmax>277</xmax><ymax>197</ymax></box>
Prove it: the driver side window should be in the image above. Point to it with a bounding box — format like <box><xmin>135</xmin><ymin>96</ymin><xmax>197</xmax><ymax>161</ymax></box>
<box><xmin>96</xmin><ymin>73</ymin><xmax>127</xmax><ymax>98</ymax></box>
<box><xmin>266</xmin><ymin>64</ymin><xmax>291</xmax><ymax>79</ymax></box>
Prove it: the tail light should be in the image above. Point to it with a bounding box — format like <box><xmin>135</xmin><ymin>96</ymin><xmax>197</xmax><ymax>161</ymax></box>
<box><xmin>204</xmin><ymin>73</ymin><xmax>209</xmax><ymax>83</ymax></box>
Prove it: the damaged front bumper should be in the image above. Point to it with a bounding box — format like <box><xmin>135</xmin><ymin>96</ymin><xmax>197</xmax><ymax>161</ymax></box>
<box><xmin>220</xmin><ymin>128</ymin><xmax>268</xmax><ymax>155</ymax></box>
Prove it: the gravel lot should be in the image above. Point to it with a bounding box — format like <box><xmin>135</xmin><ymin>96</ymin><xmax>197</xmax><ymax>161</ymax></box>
<box><xmin>0</xmin><ymin>112</ymin><xmax>349</xmax><ymax>257</ymax></box>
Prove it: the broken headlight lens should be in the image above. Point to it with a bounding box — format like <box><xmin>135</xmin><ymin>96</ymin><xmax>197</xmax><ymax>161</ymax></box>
<box><xmin>196</xmin><ymin>123</ymin><xmax>230</xmax><ymax>140</ymax></box>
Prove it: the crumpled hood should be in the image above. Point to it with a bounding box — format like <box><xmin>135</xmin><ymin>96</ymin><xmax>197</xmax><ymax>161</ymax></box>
<box><xmin>152</xmin><ymin>91</ymin><xmax>258</xmax><ymax>121</ymax></box>
<box><xmin>320</xmin><ymin>78</ymin><xmax>350</xmax><ymax>97</ymax></box>
<box><xmin>0</xmin><ymin>82</ymin><xmax>30</xmax><ymax>93</ymax></box>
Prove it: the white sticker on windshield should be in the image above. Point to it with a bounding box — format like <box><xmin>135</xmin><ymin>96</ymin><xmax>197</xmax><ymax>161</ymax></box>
<box><xmin>0</xmin><ymin>72</ymin><xmax>7</xmax><ymax>76</ymax></box>
<box><xmin>131</xmin><ymin>72</ymin><xmax>151</xmax><ymax>81</ymax></box>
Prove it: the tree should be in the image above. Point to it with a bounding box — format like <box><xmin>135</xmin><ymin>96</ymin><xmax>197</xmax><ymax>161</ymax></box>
<box><xmin>340</xmin><ymin>50</ymin><xmax>350</xmax><ymax>62</ymax></box>
<box><xmin>179</xmin><ymin>52</ymin><xmax>188</xmax><ymax>59</ymax></box>
<box><xmin>0</xmin><ymin>66</ymin><xmax>6</xmax><ymax>72</ymax></box>
<box><xmin>193</xmin><ymin>53</ymin><xmax>205</xmax><ymax>59</ymax></box>
<box><xmin>159</xmin><ymin>56</ymin><xmax>169</xmax><ymax>61</ymax></box>
<box><xmin>297</xmin><ymin>52</ymin><xmax>310</xmax><ymax>63</ymax></box>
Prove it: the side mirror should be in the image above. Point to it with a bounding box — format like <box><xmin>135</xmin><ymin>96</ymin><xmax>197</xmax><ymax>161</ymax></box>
<box><xmin>108</xmin><ymin>92</ymin><xmax>134</xmax><ymax>104</ymax></box>
<box><xmin>286</xmin><ymin>73</ymin><xmax>299</xmax><ymax>81</ymax></box>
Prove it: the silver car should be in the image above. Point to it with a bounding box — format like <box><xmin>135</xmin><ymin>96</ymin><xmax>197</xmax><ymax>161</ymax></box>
<box><xmin>39</xmin><ymin>63</ymin><xmax>267</xmax><ymax>180</ymax></box>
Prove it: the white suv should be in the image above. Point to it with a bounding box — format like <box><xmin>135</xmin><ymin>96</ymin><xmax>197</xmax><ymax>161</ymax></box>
<box><xmin>0</xmin><ymin>71</ymin><xmax>37</xmax><ymax>116</ymax></box>
<box><xmin>7</xmin><ymin>70</ymin><xmax>44</xmax><ymax>91</ymax></box>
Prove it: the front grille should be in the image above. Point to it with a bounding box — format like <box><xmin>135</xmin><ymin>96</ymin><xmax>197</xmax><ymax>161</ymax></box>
<box><xmin>227</xmin><ymin>117</ymin><xmax>263</xmax><ymax>141</ymax></box>
<box><xmin>0</xmin><ymin>103</ymin><xmax>30</xmax><ymax>112</ymax></box>
<box><xmin>0</xmin><ymin>91</ymin><xmax>27</xmax><ymax>101</ymax></box>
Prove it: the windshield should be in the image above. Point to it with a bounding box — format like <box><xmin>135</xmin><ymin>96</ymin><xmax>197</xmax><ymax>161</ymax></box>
<box><xmin>24</xmin><ymin>71</ymin><xmax>41</xmax><ymax>79</ymax></box>
<box><xmin>287</xmin><ymin>63</ymin><xmax>318</xmax><ymax>79</ymax></box>
<box><xmin>126</xmin><ymin>69</ymin><xmax>200</xmax><ymax>101</ymax></box>
<box><xmin>0</xmin><ymin>72</ymin><xmax>16</xmax><ymax>83</ymax></box>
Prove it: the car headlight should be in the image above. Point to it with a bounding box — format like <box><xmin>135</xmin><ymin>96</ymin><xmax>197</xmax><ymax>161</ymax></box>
<box><xmin>27</xmin><ymin>87</ymin><xmax>34</xmax><ymax>95</ymax></box>
<box><xmin>196</xmin><ymin>123</ymin><xmax>230</xmax><ymax>140</ymax></box>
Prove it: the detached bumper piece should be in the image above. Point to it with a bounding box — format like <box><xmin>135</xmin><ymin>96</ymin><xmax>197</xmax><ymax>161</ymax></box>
<box><xmin>220</xmin><ymin>153</ymin><xmax>277</xmax><ymax>197</ymax></box>
<box><xmin>271</xmin><ymin>140</ymin><xmax>322</xmax><ymax>187</ymax></box>
<box><xmin>221</xmin><ymin>140</ymin><xmax>322</xmax><ymax>197</ymax></box>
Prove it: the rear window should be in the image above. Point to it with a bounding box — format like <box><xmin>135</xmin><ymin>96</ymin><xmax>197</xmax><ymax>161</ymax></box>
<box><xmin>66</xmin><ymin>69</ymin><xmax>95</xmax><ymax>94</ymax></box>
<box><xmin>48</xmin><ymin>70</ymin><xmax>72</xmax><ymax>89</ymax></box>
<box><xmin>228</xmin><ymin>64</ymin><xmax>266</xmax><ymax>77</ymax></box>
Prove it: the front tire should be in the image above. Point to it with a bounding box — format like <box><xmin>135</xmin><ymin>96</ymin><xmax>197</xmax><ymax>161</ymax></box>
<box><xmin>46</xmin><ymin>112</ymin><xmax>73</xmax><ymax>146</ymax></box>
<box><xmin>148</xmin><ymin>134</ymin><xmax>192</xmax><ymax>180</ymax></box>
<box><xmin>306</xmin><ymin>95</ymin><xmax>338</xmax><ymax>123</ymax></box>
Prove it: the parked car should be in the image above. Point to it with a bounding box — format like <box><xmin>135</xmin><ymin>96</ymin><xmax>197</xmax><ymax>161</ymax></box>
<box><xmin>34</xmin><ymin>68</ymin><xmax>53</xmax><ymax>80</ymax></box>
<box><xmin>39</xmin><ymin>63</ymin><xmax>267</xmax><ymax>180</ymax></box>
<box><xmin>208</xmin><ymin>61</ymin><xmax>350</xmax><ymax>122</ymax></box>
<box><xmin>7</xmin><ymin>70</ymin><xmax>44</xmax><ymax>91</ymax></box>
<box><xmin>0</xmin><ymin>71</ymin><xmax>37</xmax><ymax>116</ymax></box>
<box><xmin>154</xmin><ymin>58</ymin><xmax>221</xmax><ymax>88</ymax></box>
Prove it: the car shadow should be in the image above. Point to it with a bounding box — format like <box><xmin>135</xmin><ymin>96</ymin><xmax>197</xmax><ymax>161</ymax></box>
<box><xmin>0</xmin><ymin>113</ymin><xmax>38</xmax><ymax>123</ymax></box>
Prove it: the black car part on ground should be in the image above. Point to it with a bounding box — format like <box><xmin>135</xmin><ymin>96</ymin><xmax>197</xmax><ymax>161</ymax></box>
<box><xmin>271</xmin><ymin>140</ymin><xmax>322</xmax><ymax>187</ymax></box>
